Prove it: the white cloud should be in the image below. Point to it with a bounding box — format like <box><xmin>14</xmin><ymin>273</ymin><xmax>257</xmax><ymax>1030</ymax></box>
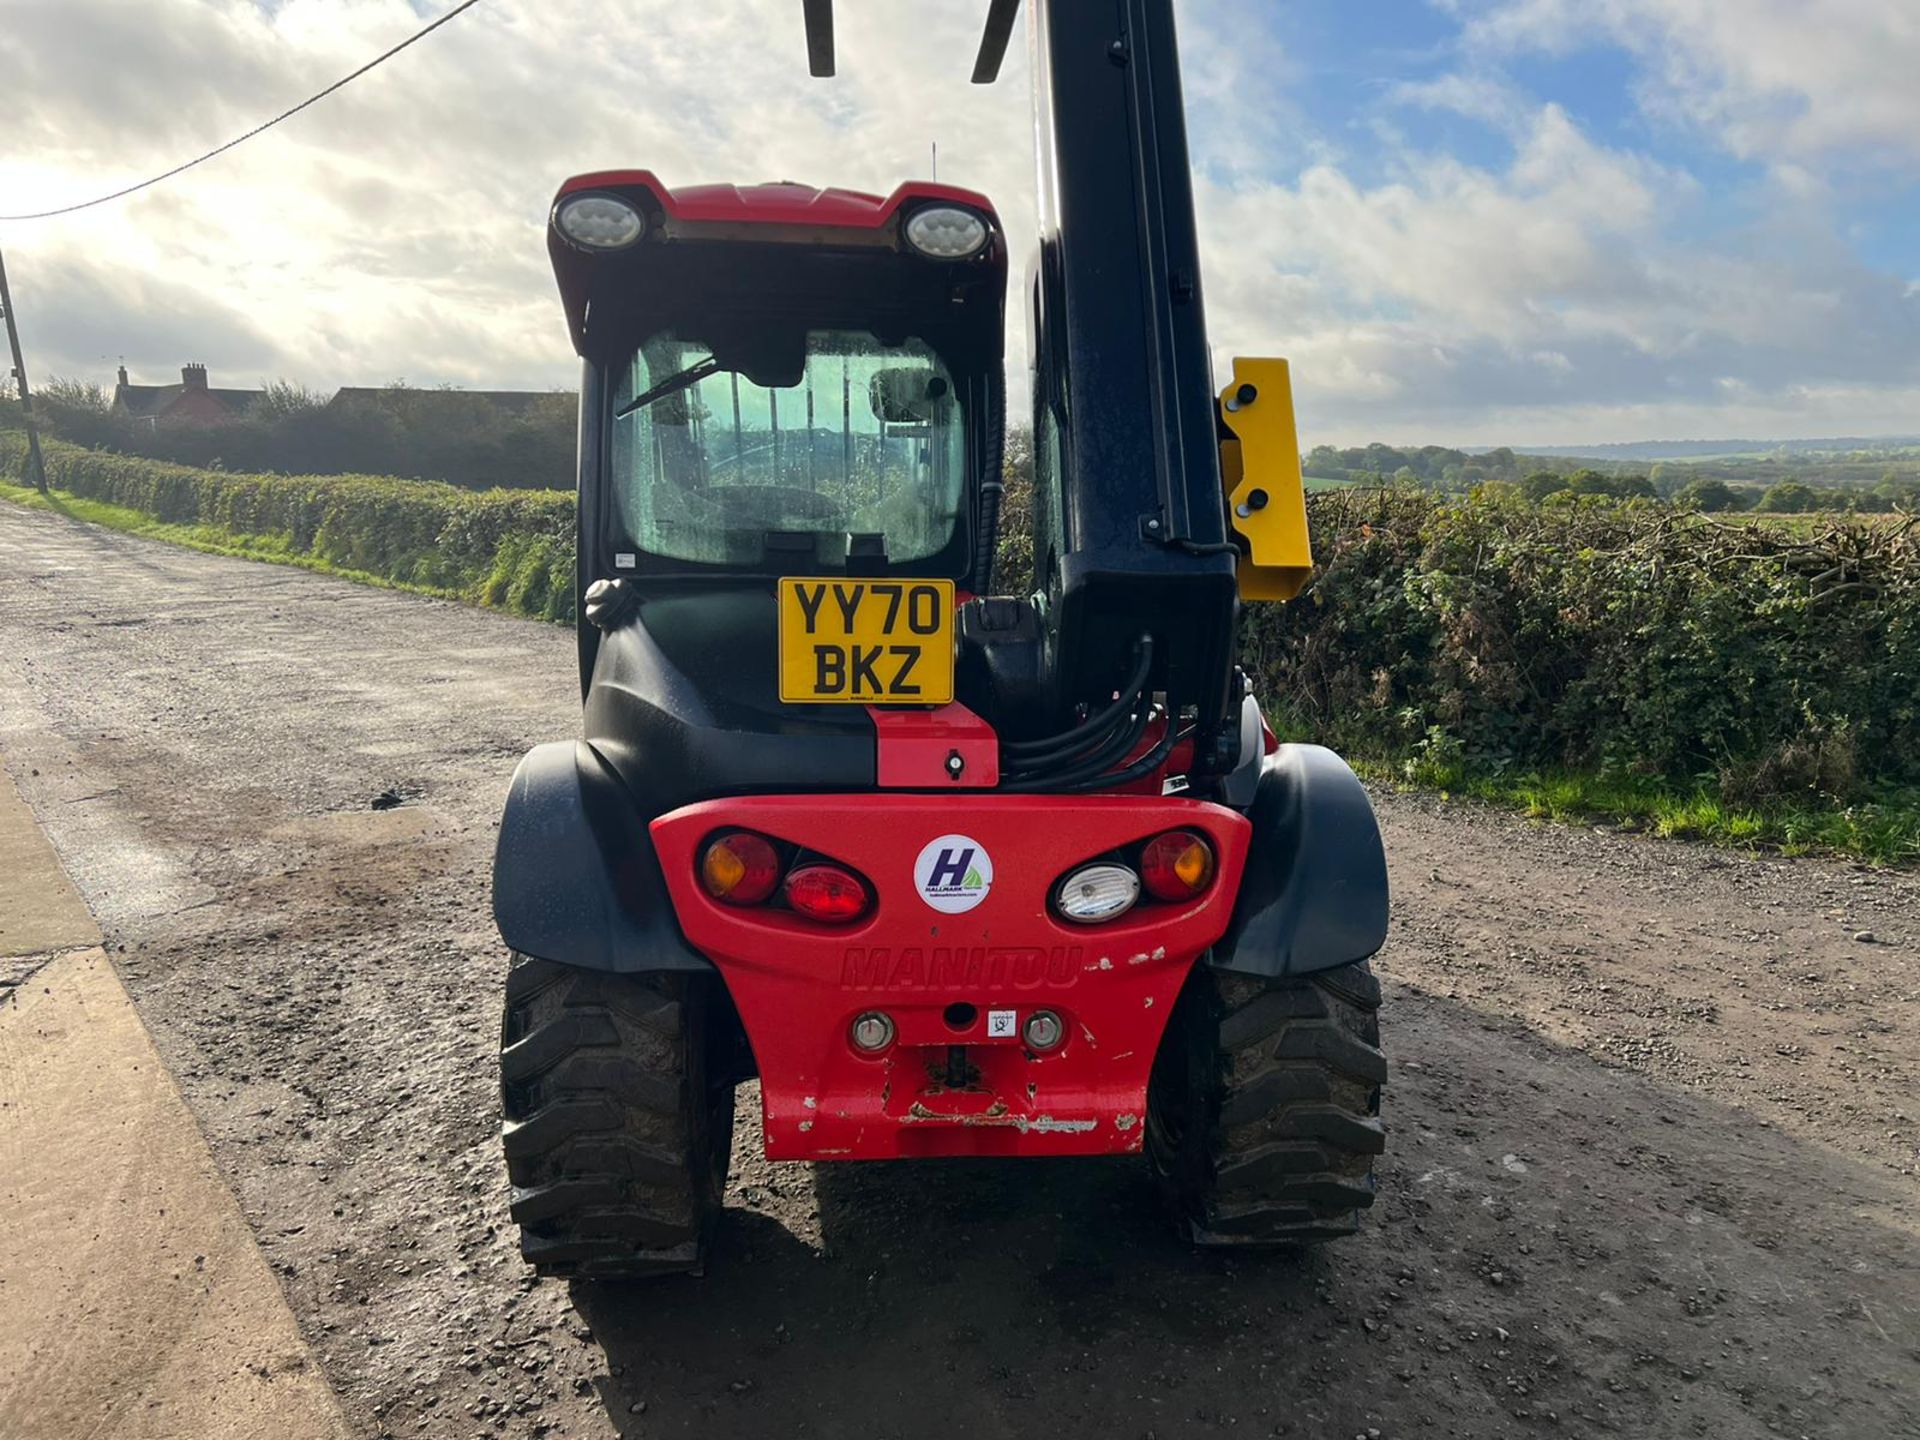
<box><xmin>1</xmin><ymin>0</ymin><xmax>1915</xmax><ymax>448</ymax></box>
<box><xmin>1194</xmin><ymin>102</ymin><xmax>1920</xmax><ymax>443</ymax></box>
<box><xmin>0</xmin><ymin>0</ymin><xmax>1037</xmax><ymax>392</ymax></box>
<box><xmin>1454</xmin><ymin>0</ymin><xmax>1920</xmax><ymax>170</ymax></box>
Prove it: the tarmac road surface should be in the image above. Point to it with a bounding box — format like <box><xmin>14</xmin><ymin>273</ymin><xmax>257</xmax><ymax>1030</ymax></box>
<box><xmin>0</xmin><ymin>500</ymin><xmax>1915</xmax><ymax>1439</ymax></box>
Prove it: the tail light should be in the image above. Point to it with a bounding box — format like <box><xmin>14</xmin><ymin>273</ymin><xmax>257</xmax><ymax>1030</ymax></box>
<box><xmin>1139</xmin><ymin>830</ymin><xmax>1216</xmax><ymax>901</ymax></box>
<box><xmin>700</xmin><ymin>831</ymin><xmax>782</xmax><ymax>904</ymax></box>
<box><xmin>784</xmin><ymin>864</ymin><xmax>872</xmax><ymax>924</ymax></box>
<box><xmin>1054</xmin><ymin>863</ymin><xmax>1140</xmax><ymax>924</ymax></box>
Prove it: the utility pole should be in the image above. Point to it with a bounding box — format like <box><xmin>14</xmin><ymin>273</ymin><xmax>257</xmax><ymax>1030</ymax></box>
<box><xmin>0</xmin><ymin>242</ymin><xmax>49</xmax><ymax>493</ymax></box>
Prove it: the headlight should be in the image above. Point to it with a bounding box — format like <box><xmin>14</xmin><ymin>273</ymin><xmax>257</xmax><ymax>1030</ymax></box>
<box><xmin>555</xmin><ymin>193</ymin><xmax>646</xmax><ymax>251</ymax></box>
<box><xmin>1053</xmin><ymin>862</ymin><xmax>1141</xmax><ymax>924</ymax></box>
<box><xmin>903</xmin><ymin>204</ymin><xmax>990</xmax><ymax>259</ymax></box>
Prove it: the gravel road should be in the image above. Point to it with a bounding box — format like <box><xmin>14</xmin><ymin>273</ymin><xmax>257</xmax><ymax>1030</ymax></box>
<box><xmin>1</xmin><ymin>501</ymin><xmax>1915</xmax><ymax>1440</ymax></box>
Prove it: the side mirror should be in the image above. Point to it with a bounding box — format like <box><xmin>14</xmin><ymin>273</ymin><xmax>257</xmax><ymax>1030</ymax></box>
<box><xmin>869</xmin><ymin>369</ymin><xmax>950</xmax><ymax>424</ymax></box>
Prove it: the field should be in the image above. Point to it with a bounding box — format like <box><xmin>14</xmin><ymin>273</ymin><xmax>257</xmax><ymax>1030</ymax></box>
<box><xmin>1304</xmin><ymin>437</ymin><xmax>1920</xmax><ymax>512</ymax></box>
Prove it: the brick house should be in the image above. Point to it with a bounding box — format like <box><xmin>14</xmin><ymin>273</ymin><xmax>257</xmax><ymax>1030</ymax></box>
<box><xmin>112</xmin><ymin>364</ymin><xmax>266</xmax><ymax>425</ymax></box>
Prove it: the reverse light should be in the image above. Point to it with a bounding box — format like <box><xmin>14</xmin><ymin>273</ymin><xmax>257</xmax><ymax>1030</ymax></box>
<box><xmin>1140</xmin><ymin>830</ymin><xmax>1216</xmax><ymax>901</ymax></box>
<box><xmin>784</xmin><ymin>863</ymin><xmax>872</xmax><ymax>924</ymax></box>
<box><xmin>1054</xmin><ymin>862</ymin><xmax>1141</xmax><ymax>924</ymax></box>
<box><xmin>700</xmin><ymin>831</ymin><xmax>782</xmax><ymax>905</ymax></box>
<box><xmin>903</xmin><ymin>204</ymin><xmax>990</xmax><ymax>259</ymax></box>
<box><xmin>555</xmin><ymin>193</ymin><xmax>646</xmax><ymax>251</ymax></box>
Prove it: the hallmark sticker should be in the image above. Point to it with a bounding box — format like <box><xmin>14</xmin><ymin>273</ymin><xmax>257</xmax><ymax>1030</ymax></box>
<box><xmin>913</xmin><ymin>834</ymin><xmax>993</xmax><ymax>914</ymax></box>
<box><xmin>987</xmin><ymin>1009</ymin><xmax>1016</xmax><ymax>1038</ymax></box>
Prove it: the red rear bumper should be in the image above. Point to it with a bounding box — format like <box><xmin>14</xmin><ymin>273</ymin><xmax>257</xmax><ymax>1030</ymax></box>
<box><xmin>651</xmin><ymin>795</ymin><xmax>1249</xmax><ymax>1160</ymax></box>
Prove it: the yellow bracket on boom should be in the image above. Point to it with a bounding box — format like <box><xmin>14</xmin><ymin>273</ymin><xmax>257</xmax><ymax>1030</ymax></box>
<box><xmin>1217</xmin><ymin>357</ymin><xmax>1313</xmax><ymax>601</ymax></box>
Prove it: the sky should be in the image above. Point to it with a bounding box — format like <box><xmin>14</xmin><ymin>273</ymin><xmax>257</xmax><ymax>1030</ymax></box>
<box><xmin>2</xmin><ymin>0</ymin><xmax>1917</xmax><ymax>448</ymax></box>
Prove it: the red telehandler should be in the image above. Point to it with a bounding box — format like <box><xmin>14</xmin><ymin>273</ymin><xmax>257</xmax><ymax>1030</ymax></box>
<box><xmin>491</xmin><ymin>0</ymin><xmax>1390</xmax><ymax>1277</ymax></box>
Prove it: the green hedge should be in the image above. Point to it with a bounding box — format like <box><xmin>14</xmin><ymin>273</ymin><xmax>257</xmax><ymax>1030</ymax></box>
<box><xmin>8</xmin><ymin>431</ymin><xmax>1915</xmax><ymax>810</ymax></box>
<box><xmin>1</xmin><ymin>433</ymin><xmax>576</xmax><ymax>622</ymax></box>
<box><xmin>1243</xmin><ymin>488</ymin><xmax>1919</xmax><ymax>802</ymax></box>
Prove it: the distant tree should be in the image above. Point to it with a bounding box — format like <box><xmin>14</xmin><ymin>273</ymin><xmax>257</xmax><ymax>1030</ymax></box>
<box><xmin>1520</xmin><ymin>470</ymin><xmax>1567</xmax><ymax>503</ymax></box>
<box><xmin>1304</xmin><ymin>444</ymin><xmax>1344</xmax><ymax>476</ymax></box>
<box><xmin>1756</xmin><ymin>480</ymin><xmax>1819</xmax><ymax>513</ymax></box>
<box><xmin>34</xmin><ymin>379</ymin><xmax>117</xmax><ymax>449</ymax></box>
<box><xmin>252</xmin><ymin>381</ymin><xmax>327</xmax><ymax>422</ymax></box>
<box><xmin>37</xmin><ymin>378</ymin><xmax>111</xmax><ymax>414</ymax></box>
<box><xmin>1480</xmin><ymin>446</ymin><xmax>1519</xmax><ymax>481</ymax></box>
<box><xmin>1673</xmin><ymin>478</ymin><xmax>1743</xmax><ymax>512</ymax></box>
<box><xmin>1872</xmin><ymin>476</ymin><xmax>1920</xmax><ymax>511</ymax></box>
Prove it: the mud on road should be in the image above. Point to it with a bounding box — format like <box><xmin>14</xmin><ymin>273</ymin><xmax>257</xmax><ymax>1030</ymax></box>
<box><xmin>1</xmin><ymin>502</ymin><xmax>1915</xmax><ymax>1440</ymax></box>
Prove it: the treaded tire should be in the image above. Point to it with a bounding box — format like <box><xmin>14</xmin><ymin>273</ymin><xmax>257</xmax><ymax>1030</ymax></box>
<box><xmin>500</xmin><ymin>956</ymin><xmax>735</xmax><ymax>1278</ymax></box>
<box><xmin>1147</xmin><ymin>960</ymin><xmax>1385</xmax><ymax>1245</ymax></box>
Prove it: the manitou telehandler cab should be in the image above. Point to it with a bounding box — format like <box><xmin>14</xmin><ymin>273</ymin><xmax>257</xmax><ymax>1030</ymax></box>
<box><xmin>492</xmin><ymin>0</ymin><xmax>1390</xmax><ymax>1277</ymax></box>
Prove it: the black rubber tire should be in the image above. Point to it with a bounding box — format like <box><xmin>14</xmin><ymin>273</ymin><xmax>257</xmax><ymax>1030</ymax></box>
<box><xmin>1147</xmin><ymin>960</ymin><xmax>1386</xmax><ymax>1245</ymax></box>
<box><xmin>499</xmin><ymin>956</ymin><xmax>735</xmax><ymax>1278</ymax></box>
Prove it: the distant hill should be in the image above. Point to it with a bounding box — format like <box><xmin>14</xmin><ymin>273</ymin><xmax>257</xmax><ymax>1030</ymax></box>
<box><xmin>1507</xmin><ymin>437</ymin><xmax>1920</xmax><ymax>462</ymax></box>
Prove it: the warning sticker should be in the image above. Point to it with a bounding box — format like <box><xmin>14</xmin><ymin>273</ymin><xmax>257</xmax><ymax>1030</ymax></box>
<box><xmin>986</xmin><ymin>1009</ymin><xmax>1017</xmax><ymax>1039</ymax></box>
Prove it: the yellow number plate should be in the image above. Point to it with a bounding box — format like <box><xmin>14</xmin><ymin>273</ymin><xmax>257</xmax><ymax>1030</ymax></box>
<box><xmin>777</xmin><ymin>578</ymin><xmax>955</xmax><ymax>705</ymax></box>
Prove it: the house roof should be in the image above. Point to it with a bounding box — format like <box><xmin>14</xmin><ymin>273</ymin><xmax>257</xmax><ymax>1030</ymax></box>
<box><xmin>114</xmin><ymin>384</ymin><xmax>266</xmax><ymax>419</ymax></box>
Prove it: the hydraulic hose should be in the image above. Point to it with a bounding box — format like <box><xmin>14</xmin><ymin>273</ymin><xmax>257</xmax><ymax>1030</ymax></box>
<box><xmin>999</xmin><ymin>703</ymin><xmax>1157</xmax><ymax>793</ymax></box>
<box><xmin>1001</xmin><ymin>635</ymin><xmax>1154</xmax><ymax>763</ymax></box>
<box><xmin>1056</xmin><ymin>710</ymin><xmax>1185</xmax><ymax>794</ymax></box>
<box><xmin>1004</xmin><ymin>697</ymin><xmax>1151</xmax><ymax>781</ymax></box>
<box><xmin>1001</xmin><ymin>702</ymin><xmax>1131</xmax><ymax>773</ymax></box>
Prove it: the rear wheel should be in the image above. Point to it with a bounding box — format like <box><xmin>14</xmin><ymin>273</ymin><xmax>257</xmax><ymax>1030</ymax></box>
<box><xmin>500</xmin><ymin>956</ymin><xmax>736</xmax><ymax>1278</ymax></box>
<box><xmin>1147</xmin><ymin>960</ymin><xmax>1386</xmax><ymax>1244</ymax></box>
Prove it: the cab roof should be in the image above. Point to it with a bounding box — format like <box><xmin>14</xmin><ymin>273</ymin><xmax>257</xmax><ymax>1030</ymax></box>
<box><xmin>548</xmin><ymin>171</ymin><xmax>1004</xmax><ymax>355</ymax></box>
<box><xmin>554</xmin><ymin>171</ymin><xmax>997</xmax><ymax>230</ymax></box>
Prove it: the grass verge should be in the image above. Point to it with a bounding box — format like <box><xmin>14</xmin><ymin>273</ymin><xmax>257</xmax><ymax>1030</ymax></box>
<box><xmin>0</xmin><ymin>480</ymin><xmax>525</xmax><ymax>611</ymax></box>
<box><xmin>1353</xmin><ymin>752</ymin><xmax>1920</xmax><ymax>866</ymax></box>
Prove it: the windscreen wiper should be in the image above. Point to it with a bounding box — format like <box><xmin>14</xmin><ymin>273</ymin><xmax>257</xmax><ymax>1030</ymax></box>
<box><xmin>614</xmin><ymin>356</ymin><xmax>721</xmax><ymax>419</ymax></box>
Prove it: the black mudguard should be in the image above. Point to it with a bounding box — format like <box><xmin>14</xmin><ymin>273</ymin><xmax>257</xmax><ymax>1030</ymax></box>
<box><xmin>492</xmin><ymin>740</ymin><xmax>711</xmax><ymax>973</ymax></box>
<box><xmin>1210</xmin><ymin>744</ymin><xmax>1390</xmax><ymax>979</ymax></box>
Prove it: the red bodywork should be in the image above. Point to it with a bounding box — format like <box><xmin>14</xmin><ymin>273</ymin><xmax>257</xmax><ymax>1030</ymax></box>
<box><xmin>556</xmin><ymin>170</ymin><xmax>996</xmax><ymax>227</ymax></box>
<box><xmin>868</xmin><ymin>702</ymin><xmax>1000</xmax><ymax>788</ymax></box>
<box><xmin>652</xmin><ymin>795</ymin><xmax>1250</xmax><ymax>1161</ymax></box>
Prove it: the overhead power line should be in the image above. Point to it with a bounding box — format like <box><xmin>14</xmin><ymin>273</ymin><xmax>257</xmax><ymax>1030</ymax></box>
<box><xmin>0</xmin><ymin>0</ymin><xmax>487</xmax><ymax>222</ymax></box>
